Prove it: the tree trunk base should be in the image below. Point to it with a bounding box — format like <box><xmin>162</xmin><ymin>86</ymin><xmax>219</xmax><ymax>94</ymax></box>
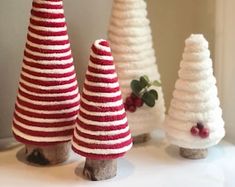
<box><xmin>25</xmin><ymin>142</ymin><xmax>70</xmax><ymax>166</ymax></box>
<box><xmin>179</xmin><ymin>147</ymin><xmax>208</xmax><ymax>159</ymax></box>
<box><xmin>133</xmin><ymin>133</ymin><xmax>150</xmax><ymax>144</ymax></box>
<box><xmin>83</xmin><ymin>158</ymin><xmax>117</xmax><ymax>181</ymax></box>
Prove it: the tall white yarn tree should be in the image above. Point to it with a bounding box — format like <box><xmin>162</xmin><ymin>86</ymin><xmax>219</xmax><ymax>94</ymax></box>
<box><xmin>108</xmin><ymin>0</ymin><xmax>165</xmax><ymax>143</ymax></box>
<box><xmin>165</xmin><ymin>34</ymin><xmax>225</xmax><ymax>159</ymax></box>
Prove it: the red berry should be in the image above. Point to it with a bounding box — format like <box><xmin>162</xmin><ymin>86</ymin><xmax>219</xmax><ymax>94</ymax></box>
<box><xmin>131</xmin><ymin>93</ymin><xmax>138</xmax><ymax>99</ymax></box>
<box><xmin>190</xmin><ymin>126</ymin><xmax>199</xmax><ymax>136</ymax></box>
<box><xmin>199</xmin><ymin>128</ymin><xmax>209</xmax><ymax>138</ymax></box>
<box><xmin>124</xmin><ymin>103</ymin><xmax>129</xmax><ymax>110</ymax></box>
<box><xmin>128</xmin><ymin>105</ymin><xmax>136</xmax><ymax>113</ymax></box>
<box><xmin>126</xmin><ymin>96</ymin><xmax>134</xmax><ymax>106</ymax></box>
<box><xmin>197</xmin><ymin>122</ymin><xmax>204</xmax><ymax>130</ymax></box>
<box><xmin>134</xmin><ymin>97</ymin><xmax>144</xmax><ymax>107</ymax></box>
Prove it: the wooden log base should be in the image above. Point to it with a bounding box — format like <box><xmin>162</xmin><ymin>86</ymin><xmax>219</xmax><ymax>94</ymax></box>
<box><xmin>25</xmin><ymin>142</ymin><xmax>70</xmax><ymax>166</ymax></box>
<box><xmin>83</xmin><ymin>158</ymin><xmax>117</xmax><ymax>181</ymax></box>
<box><xmin>133</xmin><ymin>133</ymin><xmax>151</xmax><ymax>144</ymax></box>
<box><xmin>179</xmin><ymin>147</ymin><xmax>208</xmax><ymax>159</ymax></box>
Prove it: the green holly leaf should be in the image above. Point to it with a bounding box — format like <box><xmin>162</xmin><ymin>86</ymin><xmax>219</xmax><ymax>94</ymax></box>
<box><xmin>149</xmin><ymin>89</ymin><xmax>158</xmax><ymax>100</ymax></box>
<box><xmin>142</xmin><ymin>91</ymin><xmax>155</xmax><ymax>107</ymax></box>
<box><xmin>131</xmin><ymin>80</ymin><xmax>142</xmax><ymax>95</ymax></box>
<box><xmin>143</xmin><ymin>75</ymin><xmax>150</xmax><ymax>82</ymax></box>
<box><xmin>139</xmin><ymin>76</ymin><xmax>149</xmax><ymax>88</ymax></box>
<box><xmin>152</xmin><ymin>80</ymin><xmax>161</xmax><ymax>87</ymax></box>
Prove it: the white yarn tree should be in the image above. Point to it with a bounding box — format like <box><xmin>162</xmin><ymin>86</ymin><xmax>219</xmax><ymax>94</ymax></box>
<box><xmin>108</xmin><ymin>0</ymin><xmax>165</xmax><ymax>143</ymax></box>
<box><xmin>165</xmin><ymin>34</ymin><xmax>225</xmax><ymax>159</ymax></box>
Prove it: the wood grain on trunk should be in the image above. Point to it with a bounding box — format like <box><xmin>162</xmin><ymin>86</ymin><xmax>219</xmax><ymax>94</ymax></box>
<box><xmin>25</xmin><ymin>142</ymin><xmax>70</xmax><ymax>165</ymax></box>
<box><xmin>179</xmin><ymin>147</ymin><xmax>208</xmax><ymax>159</ymax></box>
<box><xmin>133</xmin><ymin>133</ymin><xmax>150</xmax><ymax>144</ymax></box>
<box><xmin>83</xmin><ymin>158</ymin><xmax>117</xmax><ymax>181</ymax></box>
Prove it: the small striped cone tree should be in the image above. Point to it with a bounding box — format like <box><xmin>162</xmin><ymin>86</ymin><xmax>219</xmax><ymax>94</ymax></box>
<box><xmin>108</xmin><ymin>0</ymin><xmax>165</xmax><ymax>143</ymax></box>
<box><xmin>72</xmin><ymin>39</ymin><xmax>132</xmax><ymax>181</ymax></box>
<box><xmin>12</xmin><ymin>0</ymin><xmax>80</xmax><ymax>165</ymax></box>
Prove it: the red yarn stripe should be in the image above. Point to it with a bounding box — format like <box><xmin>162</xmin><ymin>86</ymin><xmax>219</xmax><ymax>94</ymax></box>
<box><xmin>88</xmin><ymin>66</ymin><xmax>115</xmax><ymax>74</ymax></box>
<box><xmin>17</xmin><ymin>97</ymin><xmax>79</xmax><ymax>111</ymax></box>
<box><xmin>84</xmin><ymin>83</ymin><xmax>119</xmax><ymax>93</ymax></box>
<box><xmin>75</xmin><ymin>128</ymin><xmax>130</xmax><ymax>141</ymax></box>
<box><xmin>24</xmin><ymin>51</ymin><xmax>72</xmax><ymax>61</ymax></box>
<box><xmin>26</xmin><ymin>43</ymin><xmax>70</xmax><ymax>54</ymax></box>
<box><xmin>80</xmin><ymin>101</ymin><xmax>124</xmax><ymax>112</ymax></box>
<box><xmin>30</xmin><ymin>18</ymin><xmax>66</xmax><ymax>28</ymax></box>
<box><xmin>28</xmin><ymin>26</ymin><xmax>67</xmax><ymax>37</ymax></box>
<box><xmin>14</xmin><ymin>112</ymin><xmax>76</xmax><ymax>127</ymax></box>
<box><xmin>32</xmin><ymin>2</ymin><xmax>63</xmax><ymax>9</ymax></box>
<box><xmin>85</xmin><ymin>74</ymin><xmax>118</xmax><ymax>83</ymax></box>
<box><xmin>13</xmin><ymin>123</ymin><xmax>73</xmax><ymax>137</ymax></box>
<box><xmin>79</xmin><ymin>111</ymin><xmax>126</xmax><ymax>122</ymax></box>
<box><xmin>15</xmin><ymin>106</ymin><xmax>78</xmax><ymax>119</ymax></box>
<box><xmin>13</xmin><ymin>133</ymin><xmax>70</xmax><ymax>146</ymax></box>
<box><xmin>99</xmin><ymin>40</ymin><xmax>110</xmax><ymax>47</ymax></box>
<box><xmin>82</xmin><ymin>92</ymin><xmax>122</xmax><ymax>103</ymax></box>
<box><xmin>18</xmin><ymin>89</ymin><xmax>78</xmax><ymax>102</ymax></box>
<box><xmin>91</xmin><ymin>45</ymin><xmax>112</xmax><ymax>56</ymax></box>
<box><xmin>89</xmin><ymin>56</ymin><xmax>113</xmax><ymax>65</ymax></box>
<box><xmin>31</xmin><ymin>9</ymin><xmax>64</xmax><ymax>19</ymax></box>
<box><xmin>27</xmin><ymin>35</ymin><xmax>69</xmax><ymax>45</ymax></box>
<box><xmin>19</xmin><ymin>82</ymin><xmax>78</xmax><ymax>94</ymax></box>
<box><xmin>73</xmin><ymin>139</ymin><xmax>132</xmax><ymax>150</ymax></box>
<box><xmin>72</xmin><ymin>146</ymin><xmax>126</xmax><ymax>159</ymax></box>
<box><xmin>78</xmin><ymin>119</ymin><xmax>128</xmax><ymax>131</ymax></box>
<box><xmin>23</xmin><ymin>60</ymin><xmax>73</xmax><ymax>70</ymax></box>
<box><xmin>22</xmin><ymin>67</ymin><xmax>75</xmax><ymax>78</ymax></box>
<box><xmin>20</xmin><ymin>74</ymin><xmax>77</xmax><ymax>86</ymax></box>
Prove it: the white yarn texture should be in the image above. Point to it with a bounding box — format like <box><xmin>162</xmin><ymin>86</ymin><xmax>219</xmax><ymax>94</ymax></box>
<box><xmin>165</xmin><ymin>34</ymin><xmax>225</xmax><ymax>149</ymax></box>
<box><xmin>108</xmin><ymin>0</ymin><xmax>165</xmax><ymax>136</ymax></box>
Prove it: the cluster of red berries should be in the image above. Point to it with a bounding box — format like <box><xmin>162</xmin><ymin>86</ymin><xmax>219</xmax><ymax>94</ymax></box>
<box><xmin>124</xmin><ymin>93</ymin><xmax>144</xmax><ymax>112</ymax></box>
<box><xmin>190</xmin><ymin>123</ymin><xmax>209</xmax><ymax>138</ymax></box>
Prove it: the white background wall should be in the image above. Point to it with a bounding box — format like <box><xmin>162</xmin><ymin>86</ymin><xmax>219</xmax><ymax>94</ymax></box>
<box><xmin>215</xmin><ymin>0</ymin><xmax>235</xmax><ymax>143</ymax></box>
<box><xmin>0</xmin><ymin>0</ymin><xmax>221</xmax><ymax>140</ymax></box>
<box><xmin>0</xmin><ymin>0</ymin><xmax>112</xmax><ymax>138</ymax></box>
<box><xmin>148</xmin><ymin>0</ymin><xmax>215</xmax><ymax>108</ymax></box>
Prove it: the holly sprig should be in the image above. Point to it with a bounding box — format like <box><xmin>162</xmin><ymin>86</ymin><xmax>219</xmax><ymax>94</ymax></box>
<box><xmin>130</xmin><ymin>75</ymin><xmax>161</xmax><ymax>107</ymax></box>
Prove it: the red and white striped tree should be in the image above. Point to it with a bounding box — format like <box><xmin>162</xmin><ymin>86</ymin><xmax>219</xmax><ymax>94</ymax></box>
<box><xmin>12</xmin><ymin>0</ymin><xmax>80</xmax><ymax>165</ymax></box>
<box><xmin>72</xmin><ymin>39</ymin><xmax>132</xmax><ymax>181</ymax></box>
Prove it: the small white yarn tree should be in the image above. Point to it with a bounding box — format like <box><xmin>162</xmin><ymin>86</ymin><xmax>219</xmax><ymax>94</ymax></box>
<box><xmin>108</xmin><ymin>0</ymin><xmax>165</xmax><ymax>143</ymax></box>
<box><xmin>165</xmin><ymin>34</ymin><xmax>225</xmax><ymax>159</ymax></box>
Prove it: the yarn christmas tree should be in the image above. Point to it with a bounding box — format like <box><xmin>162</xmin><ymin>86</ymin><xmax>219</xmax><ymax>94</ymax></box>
<box><xmin>108</xmin><ymin>0</ymin><xmax>165</xmax><ymax>143</ymax></box>
<box><xmin>12</xmin><ymin>0</ymin><xmax>80</xmax><ymax>165</ymax></box>
<box><xmin>72</xmin><ymin>39</ymin><xmax>132</xmax><ymax>181</ymax></box>
<box><xmin>165</xmin><ymin>34</ymin><xmax>225</xmax><ymax>159</ymax></box>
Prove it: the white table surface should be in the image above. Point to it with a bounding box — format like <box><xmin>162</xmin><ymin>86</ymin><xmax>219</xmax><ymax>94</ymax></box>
<box><xmin>0</xmin><ymin>132</ymin><xmax>234</xmax><ymax>187</ymax></box>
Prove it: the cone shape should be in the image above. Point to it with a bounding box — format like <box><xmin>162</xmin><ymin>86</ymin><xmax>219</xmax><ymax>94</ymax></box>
<box><xmin>165</xmin><ymin>34</ymin><xmax>225</xmax><ymax>149</ymax></box>
<box><xmin>108</xmin><ymin>0</ymin><xmax>165</xmax><ymax>136</ymax></box>
<box><xmin>72</xmin><ymin>39</ymin><xmax>132</xmax><ymax>159</ymax></box>
<box><xmin>12</xmin><ymin>0</ymin><xmax>80</xmax><ymax>146</ymax></box>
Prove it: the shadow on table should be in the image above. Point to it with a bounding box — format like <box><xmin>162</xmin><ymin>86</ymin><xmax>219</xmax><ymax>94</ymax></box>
<box><xmin>16</xmin><ymin>147</ymin><xmax>77</xmax><ymax>167</ymax></box>
<box><xmin>74</xmin><ymin>158</ymin><xmax>135</xmax><ymax>181</ymax></box>
<box><xmin>165</xmin><ymin>143</ymin><xmax>226</xmax><ymax>162</ymax></box>
<box><xmin>130</xmin><ymin>130</ymin><xmax>226</xmax><ymax>164</ymax></box>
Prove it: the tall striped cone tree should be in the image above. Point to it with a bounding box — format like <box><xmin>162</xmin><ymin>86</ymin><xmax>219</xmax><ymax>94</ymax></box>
<box><xmin>108</xmin><ymin>0</ymin><xmax>165</xmax><ymax>143</ymax></box>
<box><xmin>12</xmin><ymin>0</ymin><xmax>80</xmax><ymax>165</ymax></box>
<box><xmin>72</xmin><ymin>39</ymin><xmax>132</xmax><ymax>181</ymax></box>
